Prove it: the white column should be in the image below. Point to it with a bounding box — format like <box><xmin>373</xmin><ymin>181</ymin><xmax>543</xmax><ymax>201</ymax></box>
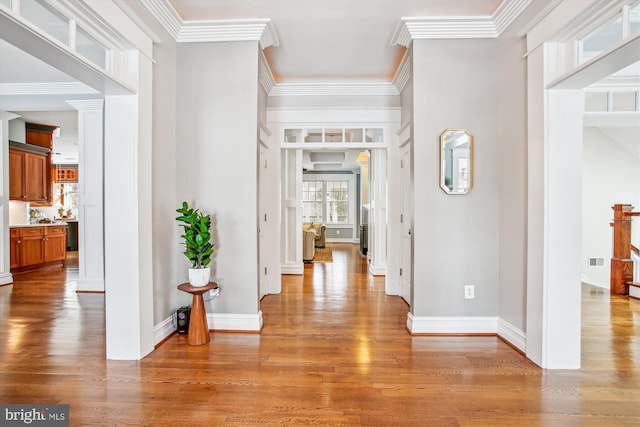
<box><xmin>67</xmin><ymin>99</ymin><xmax>104</xmax><ymax>292</ymax></box>
<box><xmin>103</xmin><ymin>51</ymin><xmax>154</xmax><ymax>360</ymax></box>
<box><xmin>526</xmin><ymin>45</ymin><xmax>582</xmax><ymax>369</ymax></box>
<box><xmin>281</xmin><ymin>149</ymin><xmax>303</xmax><ymax>274</ymax></box>
<box><xmin>0</xmin><ymin>111</ymin><xmax>20</xmax><ymax>285</ymax></box>
<box><xmin>369</xmin><ymin>148</ymin><xmax>387</xmax><ymax>276</ymax></box>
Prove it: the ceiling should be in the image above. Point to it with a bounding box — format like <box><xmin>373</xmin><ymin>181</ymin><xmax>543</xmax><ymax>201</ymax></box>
<box><xmin>0</xmin><ymin>0</ymin><xmax>505</xmax><ymax>167</ymax></box>
<box><xmin>0</xmin><ymin>0</ymin><xmax>637</xmax><ymax>169</ymax></box>
<box><xmin>166</xmin><ymin>0</ymin><xmax>503</xmax><ymax>82</ymax></box>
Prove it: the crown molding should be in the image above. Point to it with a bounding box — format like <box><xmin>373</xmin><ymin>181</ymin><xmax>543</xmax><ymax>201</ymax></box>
<box><xmin>137</xmin><ymin>0</ymin><xmax>183</xmax><ymax>40</ymax></box>
<box><xmin>268</xmin><ymin>82</ymin><xmax>399</xmax><ymax>97</ymax></box>
<box><xmin>139</xmin><ymin>0</ymin><xmax>279</xmax><ymax>48</ymax></box>
<box><xmin>392</xmin><ymin>49</ymin><xmax>412</xmax><ymax>94</ymax></box>
<box><xmin>0</xmin><ymin>82</ymin><xmax>99</xmax><ymax>96</ymax></box>
<box><xmin>178</xmin><ymin>19</ymin><xmax>278</xmax><ymax>48</ymax></box>
<box><xmin>259</xmin><ymin>50</ymin><xmax>276</xmax><ymax>95</ymax></box>
<box><xmin>391</xmin><ymin>0</ymin><xmax>532</xmax><ymax>46</ymax></box>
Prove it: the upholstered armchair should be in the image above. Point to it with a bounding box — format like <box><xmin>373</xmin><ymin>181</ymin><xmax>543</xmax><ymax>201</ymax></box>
<box><xmin>303</xmin><ymin>223</ymin><xmax>326</xmax><ymax>248</ymax></box>
<box><xmin>314</xmin><ymin>224</ymin><xmax>326</xmax><ymax>248</ymax></box>
<box><xmin>303</xmin><ymin>228</ymin><xmax>316</xmax><ymax>263</ymax></box>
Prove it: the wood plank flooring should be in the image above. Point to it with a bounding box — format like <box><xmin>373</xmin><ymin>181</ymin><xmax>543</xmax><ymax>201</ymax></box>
<box><xmin>1</xmin><ymin>244</ymin><xmax>639</xmax><ymax>426</ymax></box>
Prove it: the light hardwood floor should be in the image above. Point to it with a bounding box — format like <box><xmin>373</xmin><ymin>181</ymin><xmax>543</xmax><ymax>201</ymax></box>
<box><xmin>1</xmin><ymin>244</ymin><xmax>639</xmax><ymax>426</ymax></box>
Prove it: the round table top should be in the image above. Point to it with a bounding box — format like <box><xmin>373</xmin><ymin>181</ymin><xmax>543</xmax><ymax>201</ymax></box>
<box><xmin>177</xmin><ymin>282</ymin><xmax>218</xmax><ymax>294</ymax></box>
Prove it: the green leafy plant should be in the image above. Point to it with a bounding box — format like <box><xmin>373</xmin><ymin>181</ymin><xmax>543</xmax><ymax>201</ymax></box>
<box><xmin>176</xmin><ymin>201</ymin><xmax>214</xmax><ymax>268</ymax></box>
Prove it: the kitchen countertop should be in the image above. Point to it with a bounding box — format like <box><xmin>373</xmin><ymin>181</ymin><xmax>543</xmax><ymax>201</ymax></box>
<box><xmin>10</xmin><ymin>222</ymin><xmax>68</xmax><ymax>228</ymax></box>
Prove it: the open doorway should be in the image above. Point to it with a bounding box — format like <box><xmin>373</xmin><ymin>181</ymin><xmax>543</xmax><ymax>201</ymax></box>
<box><xmin>525</xmin><ymin>2</ymin><xmax>640</xmax><ymax>368</ymax></box>
<box><xmin>278</xmin><ymin>125</ymin><xmax>392</xmax><ymax>293</ymax></box>
<box><xmin>581</xmin><ymin>61</ymin><xmax>640</xmax><ymax>290</ymax></box>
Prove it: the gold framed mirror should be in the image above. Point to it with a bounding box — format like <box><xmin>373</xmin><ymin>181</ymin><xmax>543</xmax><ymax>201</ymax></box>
<box><xmin>439</xmin><ymin>129</ymin><xmax>473</xmax><ymax>194</ymax></box>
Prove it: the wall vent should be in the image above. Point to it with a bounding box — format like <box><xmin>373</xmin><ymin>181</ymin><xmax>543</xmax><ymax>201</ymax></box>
<box><xmin>589</xmin><ymin>257</ymin><xmax>605</xmax><ymax>267</ymax></box>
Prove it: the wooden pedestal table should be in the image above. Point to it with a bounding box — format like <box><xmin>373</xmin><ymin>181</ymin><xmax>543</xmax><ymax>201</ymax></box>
<box><xmin>177</xmin><ymin>282</ymin><xmax>219</xmax><ymax>345</ymax></box>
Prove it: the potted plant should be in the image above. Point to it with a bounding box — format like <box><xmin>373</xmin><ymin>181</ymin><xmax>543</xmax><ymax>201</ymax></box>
<box><xmin>176</xmin><ymin>201</ymin><xmax>214</xmax><ymax>287</ymax></box>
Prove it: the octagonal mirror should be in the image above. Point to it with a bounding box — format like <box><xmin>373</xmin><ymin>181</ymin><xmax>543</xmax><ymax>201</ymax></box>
<box><xmin>440</xmin><ymin>129</ymin><xmax>473</xmax><ymax>194</ymax></box>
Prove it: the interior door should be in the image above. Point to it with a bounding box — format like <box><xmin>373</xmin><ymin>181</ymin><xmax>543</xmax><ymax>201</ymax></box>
<box><xmin>400</xmin><ymin>143</ymin><xmax>412</xmax><ymax>304</ymax></box>
<box><xmin>258</xmin><ymin>147</ymin><xmax>268</xmax><ymax>300</ymax></box>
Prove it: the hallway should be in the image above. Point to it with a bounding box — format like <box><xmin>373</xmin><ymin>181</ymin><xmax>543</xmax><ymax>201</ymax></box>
<box><xmin>0</xmin><ymin>243</ymin><xmax>639</xmax><ymax>425</ymax></box>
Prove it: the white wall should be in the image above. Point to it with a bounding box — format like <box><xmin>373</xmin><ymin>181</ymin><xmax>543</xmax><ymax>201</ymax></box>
<box><xmin>147</xmin><ymin>15</ymin><xmax>180</xmax><ymax>325</ymax></box>
<box><xmin>582</xmin><ymin>126</ymin><xmax>640</xmax><ymax>287</ymax></box>
<box><xmin>410</xmin><ymin>38</ymin><xmax>500</xmax><ymax>320</ymax></box>
<box><xmin>495</xmin><ymin>0</ymin><xmax>549</xmax><ymax>341</ymax></box>
<box><xmin>175</xmin><ymin>41</ymin><xmax>261</xmax><ymax>320</ymax></box>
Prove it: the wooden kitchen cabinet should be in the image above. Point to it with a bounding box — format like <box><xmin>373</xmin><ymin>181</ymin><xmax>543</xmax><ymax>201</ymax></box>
<box><xmin>10</xmin><ymin>225</ymin><xmax>67</xmax><ymax>272</ymax></box>
<box><xmin>53</xmin><ymin>166</ymin><xmax>78</xmax><ymax>182</ymax></box>
<box><xmin>19</xmin><ymin>227</ymin><xmax>46</xmax><ymax>266</ymax></box>
<box><xmin>9</xmin><ymin>142</ymin><xmax>51</xmax><ymax>203</ymax></box>
<box><xmin>44</xmin><ymin>226</ymin><xmax>67</xmax><ymax>262</ymax></box>
<box><xmin>10</xmin><ymin>228</ymin><xmax>19</xmax><ymax>269</ymax></box>
<box><xmin>8</xmin><ymin>149</ymin><xmax>25</xmax><ymax>200</ymax></box>
<box><xmin>26</xmin><ymin>122</ymin><xmax>56</xmax><ymax>205</ymax></box>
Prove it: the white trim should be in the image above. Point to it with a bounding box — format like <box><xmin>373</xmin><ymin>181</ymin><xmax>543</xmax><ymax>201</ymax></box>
<box><xmin>493</xmin><ymin>0</ymin><xmax>534</xmax><ymax>35</ymax></box>
<box><xmin>269</xmin><ymin>82</ymin><xmax>399</xmax><ymax>97</ymax></box>
<box><xmin>137</xmin><ymin>0</ymin><xmax>187</xmax><ymax>40</ymax></box>
<box><xmin>497</xmin><ymin>318</ymin><xmax>526</xmax><ymax>353</ymax></box>
<box><xmin>326</xmin><ymin>237</ymin><xmax>355</xmax><ymax>244</ymax></box>
<box><xmin>154</xmin><ymin>311</ymin><xmax>264</xmax><ymax>344</ymax></box>
<box><xmin>282</xmin><ymin>264</ymin><xmax>304</xmax><ymax>275</ymax></box>
<box><xmin>517</xmin><ymin>0</ymin><xmax>563</xmax><ymax>37</ymax></box>
<box><xmin>407</xmin><ymin>314</ymin><xmax>498</xmax><ymax>334</ymax></box>
<box><xmin>391</xmin><ymin>0</ymin><xmax>533</xmax><ymax>45</ymax></box>
<box><xmin>154</xmin><ymin>314</ymin><xmax>176</xmax><ymax>345</ymax></box>
<box><xmin>0</xmin><ymin>273</ymin><xmax>13</xmax><ymax>286</ymax></box>
<box><xmin>206</xmin><ymin>311</ymin><xmax>263</xmax><ymax>332</ymax></box>
<box><xmin>259</xmin><ymin>50</ymin><xmax>276</xmax><ymax>95</ymax></box>
<box><xmin>392</xmin><ymin>50</ymin><xmax>412</xmax><ymax>94</ymax></box>
<box><xmin>587</xmin><ymin>74</ymin><xmax>640</xmax><ymax>89</ymax></box>
<box><xmin>0</xmin><ymin>82</ymin><xmax>100</xmax><ymax>96</ymax></box>
<box><xmin>368</xmin><ymin>263</ymin><xmax>386</xmax><ymax>276</ymax></box>
<box><xmin>178</xmin><ymin>19</ymin><xmax>278</xmax><ymax>47</ymax></box>
<box><xmin>547</xmin><ymin>33</ymin><xmax>640</xmax><ymax>90</ymax></box>
<box><xmin>66</xmin><ymin>99</ymin><xmax>105</xmax><ymax>110</ymax></box>
<box><xmin>138</xmin><ymin>0</ymin><xmax>279</xmax><ymax>47</ymax></box>
<box><xmin>76</xmin><ymin>278</ymin><xmax>105</xmax><ymax>292</ymax></box>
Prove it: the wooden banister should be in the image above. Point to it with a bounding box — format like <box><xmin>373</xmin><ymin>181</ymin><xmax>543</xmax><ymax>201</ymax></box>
<box><xmin>610</xmin><ymin>204</ymin><xmax>637</xmax><ymax>296</ymax></box>
<box><xmin>632</xmin><ymin>244</ymin><xmax>639</xmax><ymax>256</ymax></box>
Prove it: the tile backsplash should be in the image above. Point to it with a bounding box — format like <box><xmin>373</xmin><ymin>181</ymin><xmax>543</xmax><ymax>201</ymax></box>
<box><xmin>9</xmin><ymin>201</ymin><xmax>29</xmax><ymax>225</ymax></box>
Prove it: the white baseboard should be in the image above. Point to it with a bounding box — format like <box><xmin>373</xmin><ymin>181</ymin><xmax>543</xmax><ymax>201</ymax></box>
<box><xmin>368</xmin><ymin>262</ymin><xmax>386</xmax><ymax>276</ymax></box>
<box><xmin>282</xmin><ymin>263</ymin><xmax>303</xmax><ymax>275</ymax></box>
<box><xmin>326</xmin><ymin>238</ymin><xmax>355</xmax><ymax>243</ymax></box>
<box><xmin>76</xmin><ymin>278</ymin><xmax>104</xmax><ymax>292</ymax></box>
<box><xmin>207</xmin><ymin>311</ymin><xmax>263</xmax><ymax>332</ymax></box>
<box><xmin>154</xmin><ymin>315</ymin><xmax>176</xmax><ymax>345</ymax></box>
<box><xmin>407</xmin><ymin>314</ymin><xmax>498</xmax><ymax>334</ymax></box>
<box><xmin>154</xmin><ymin>311</ymin><xmax>264</xmax><ymax>346</ymax></box>
<box><xmin>0</xmin><ymin>272</ymin><xmax>13</xmax><ymax>286</ymax></box>
<box><xmin>497</xmin><ymin>318</ymin><xmax>526</xmax><ymax>353</ymax></box>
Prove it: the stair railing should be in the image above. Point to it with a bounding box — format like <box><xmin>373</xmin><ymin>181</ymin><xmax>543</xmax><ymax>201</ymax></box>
<box><xmin>610</xmin><ymin>204</ymin><xmax>639</xmax><ymax>295</ymax></box>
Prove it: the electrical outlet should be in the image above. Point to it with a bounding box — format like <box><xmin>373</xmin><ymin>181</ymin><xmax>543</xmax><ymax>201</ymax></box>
<box><xmin>336</xmin><ymin>229</ymin><xmax>340</xmax><ymax>235</ymax></box>
<box><xmin>464</xmin><ymin>285</ymin><xmax>475</xmax><ymax>299</ymax></box>
<box><xmin>209</xmin><ymin>288</ymin><xmax>220</xmax><ymax>298</ymax></box>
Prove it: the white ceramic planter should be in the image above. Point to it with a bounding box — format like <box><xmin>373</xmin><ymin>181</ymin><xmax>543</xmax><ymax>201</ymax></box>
<box><xmin>188</xmin><ymin>267</ymin><xmax>211</xmax><ymax>287</ymax></box>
